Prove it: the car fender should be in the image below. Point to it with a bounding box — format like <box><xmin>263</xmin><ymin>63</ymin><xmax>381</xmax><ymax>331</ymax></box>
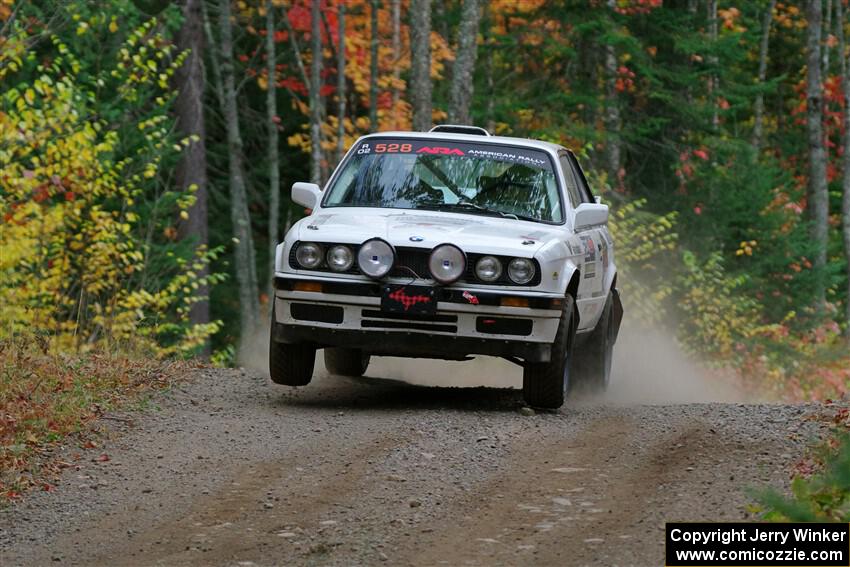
<box><xmin>534</xmin><ymin>238</ymin><xmax>582</xmax><ymax>300</ymax></box>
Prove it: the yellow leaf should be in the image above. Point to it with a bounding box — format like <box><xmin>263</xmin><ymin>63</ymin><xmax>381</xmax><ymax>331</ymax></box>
<box><xmin>109</xmin><ymin>20</ymin><xmax>118</xmax><ymax>33</ymax></box>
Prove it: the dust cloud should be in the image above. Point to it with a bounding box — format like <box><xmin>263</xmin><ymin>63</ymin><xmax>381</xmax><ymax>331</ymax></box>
<box><xmin>240</xmin><ymin>312</ymin><xmax>749</xmax><ymax>405</ymax></box>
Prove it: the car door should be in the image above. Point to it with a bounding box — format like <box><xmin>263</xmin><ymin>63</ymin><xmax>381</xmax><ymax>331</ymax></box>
<box><xmin>568</xmin><ymin>152</ymin><xmax>614</xmax><ymax>298</ymax></box>
<box><xmin>562</xmin><ymin>153</ymin><xmax>607</xmax><ymax>330</ymax></box>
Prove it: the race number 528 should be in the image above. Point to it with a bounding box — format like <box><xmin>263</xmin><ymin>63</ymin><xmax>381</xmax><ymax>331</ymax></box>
<box><xmin>374</xmin><ymin>143</ymin><xmax>412</xmax><ymax>153</ymax></box>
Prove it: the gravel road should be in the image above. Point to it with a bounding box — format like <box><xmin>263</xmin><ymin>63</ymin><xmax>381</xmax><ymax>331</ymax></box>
<box><xmin>0</xmin><ymin>344</ymin><xmax>831</xmax><ymax>567</ymax></box>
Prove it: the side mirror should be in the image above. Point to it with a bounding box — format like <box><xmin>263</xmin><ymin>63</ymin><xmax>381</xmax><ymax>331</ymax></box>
<box><xmin>574</xmin><ymin>202</ymin><xmax>609</xmax><ymax>230</ymax></box>
<box><xmin>292</xmin><ymin>182</ymin><xmax>321</xmax><ymax>210</ymax></box>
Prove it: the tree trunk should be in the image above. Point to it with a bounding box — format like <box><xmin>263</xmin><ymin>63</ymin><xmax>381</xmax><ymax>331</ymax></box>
<box><xmin>266</xmin><ymin>0</ymin><xmax>280</xmax><ymax>298</ymax></box>
<box><xmin>823</xmin><ymin>0</ymin><xmax>833</xmax><ymax>75</ymax></box>
<box><xmin>448</xmin><ymin>0</ymin><xmax>480</xmax><ymax>125</ymax></box>
<box><xmin>410</xmin><ymin>0</ymin><xmax>432</xmax><ymax>131</ymax></box>
<box><xmin>604</xmin><ymin>0</ymin><xmax>622</xmax><ymax>189</ymax></box>
<box><xmin>752</xmin><ymin>0</ymin><xmax>775</xmax><ymax>157</ymax></box>
<box><xmin>218</xmin><ymin>0</ymin><xmax>261</xmax><ymax>337</ymax></box>
<box><xmin>368</xmin><ymin>0</ymin><xmax>379</xmax><ymax>130</ymax></box>
<box><xmin>807</xmin><ymin>0</ymin><xmax>829</xmax><ymax>310</ymax></box>
<box><xmin>390</xmin><ymin>0</ymin><xmax>401</xmax><ymax>129</ymax></box>
<box><xmin>336</xmin><ymin>0</ymin><xmax>346</xmax><ymax>164</ymax></box>
<box><xmin>839</xmin><ymin>0</ymin><xmax>850</xmax><ymax>333</ymax></box>
<box><xmin>481</xmin><ymin>0</ymin><xmax>494</xmax><ymax>133</ymax></box>
<box><xmin>174</xmin><ymin>0</ymin><xmax>210</xmax><ymax>343</ymax></box>
<box><xmin>707</xmin><ymin>0</ymin><xmax>719</xmax><ymax>129</ymax></box>
<box><xmin>310</xmin><ymin>0</ymin><xmax>324</xmax><ymax>185</ymax></box>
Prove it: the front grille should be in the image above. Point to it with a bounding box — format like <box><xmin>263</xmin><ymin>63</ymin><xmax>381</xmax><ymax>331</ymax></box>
<box><xmin>391</xmin><ymin>247</ymin><xmax>431</xmax><ymax>279</ymax></box>
<box><xmin>361</xmin><ymin>308</ymin><xmax>458</xmax><ymax>333</ymax></box>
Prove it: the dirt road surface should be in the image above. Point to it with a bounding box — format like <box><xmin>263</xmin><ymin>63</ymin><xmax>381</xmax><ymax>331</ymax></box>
<box><xmin>0</xmin><ymin>340</ymin><xmax>829</xmax><ymax>567</ymax></box>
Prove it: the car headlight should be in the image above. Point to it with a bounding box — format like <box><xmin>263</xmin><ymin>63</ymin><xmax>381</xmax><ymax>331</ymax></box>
<box><xmin>474</xmin><ymin>256</ymin><xmax>503</xmax><ymax>282</ymax></box>
<box><xmin>357</xmin><ymin>238</ymin><xmax>395</xmax><ymax>278</ymax></box>
<box><xmin>507</xmin><ymin>258</ymin><xmax>536</xmax><ymax>284</ymax></box>
<box><xmin>295</xmin><ymin>242</ymin><xmax>323</xmax><ymax>269</ymax></box>
<box><xmin>326</xmin><ymin>244</ymin><xmax>354</xmax><ymax>272</ymax></box>
<box><xmin>429</xmin><ymin>244</ymin><xmax>466</xmax><ymax>284</ymax></box>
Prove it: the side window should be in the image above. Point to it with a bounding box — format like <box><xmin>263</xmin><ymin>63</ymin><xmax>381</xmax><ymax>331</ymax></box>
<box><xmin>568</xmin><ymin>153</ymin><xmax>595</xmax><ymax>203</ymax></box>
<box><xmin>559</xmin><ymin>154</ymin><xmax>583</xmax><ymax>208</ymax></box>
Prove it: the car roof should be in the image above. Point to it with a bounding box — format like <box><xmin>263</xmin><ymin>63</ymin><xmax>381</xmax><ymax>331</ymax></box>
<box><xmin>359</xmin><ymin>131</ymin><xmax>567</xmax><ymax>155</ymax></box>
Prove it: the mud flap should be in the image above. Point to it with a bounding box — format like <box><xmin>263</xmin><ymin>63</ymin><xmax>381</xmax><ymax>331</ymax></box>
<box><xmin>611</xmin><ymin>288</ymin><xmax>624</xmax><ymax>344</ymax></box>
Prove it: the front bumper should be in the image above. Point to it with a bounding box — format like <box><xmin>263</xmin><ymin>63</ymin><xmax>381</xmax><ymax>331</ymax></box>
<box><xmin>271</xmin><ymin>275</ymin><xmax>562</xmax><ymax>362</ymax></box>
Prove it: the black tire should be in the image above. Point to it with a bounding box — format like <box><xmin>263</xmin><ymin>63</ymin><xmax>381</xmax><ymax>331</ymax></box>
<box><xmin>269</xmin><ymin>307</ymin><xmax>315</xmax><ymax>386</ymax></box>
<box><xmin>522</xmin><ymin>294</ymin><xmax>577</xmax><ymax>409</ymax></box>
<box><xmin>573</xmin><ymin>292</ymin><xmax>614</xmax><ymax>394</ymax></box>
<box><xmin>324</xmin><ymin>348</ymin><xmax>371</xmax><ymax>377</ymax></box>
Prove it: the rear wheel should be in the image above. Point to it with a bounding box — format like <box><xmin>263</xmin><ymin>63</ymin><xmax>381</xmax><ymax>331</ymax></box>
<box><xmin>522</xmin><ymin>295</ymin><xmax>577</xmax><ymax>409</ymax></box>
<box><xmin>269</xmin><ymin>306</ymin><xmax>315</xmax><ymax>386</ymax></box>
<box><xmin>573</xmin><ymin>292</ymin><xmax>614</xmax><ymax>394</ymax></box>
<box><xmin>324</xmin><ymin>348</ymin><xmax>371</xmax><ymax>377</ymax></box>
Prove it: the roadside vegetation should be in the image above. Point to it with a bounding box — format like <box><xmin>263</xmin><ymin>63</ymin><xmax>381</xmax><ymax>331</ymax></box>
<box><xmin>757</xmin><ymin>406</ymin><xmax>850</xmax><ymax>522</ymax></box>
<box><xmin>2</xmin><ymin>0</ymin><xmax>850</xmax><ymax>502</ymax></box>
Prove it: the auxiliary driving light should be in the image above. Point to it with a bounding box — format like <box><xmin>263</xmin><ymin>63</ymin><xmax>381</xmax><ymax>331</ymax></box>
<box><xmin>429</xmin><ymin>244</ymin><xmax>466</xmax><ymax>284</ymax></box>
<box><xmin>357</xmin><ymin>238</ymin><xmax>395</xmax><ymax>279</ymax></box>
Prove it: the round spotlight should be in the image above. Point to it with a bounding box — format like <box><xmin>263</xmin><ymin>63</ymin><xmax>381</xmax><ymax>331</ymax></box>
<box><xmin>428</xmin><ymin>244</ymin><xmax>466</xmax><ymax>284</ymax></box>
<box><xmin>507</xmin><ymin>258</ymin><xmax>536</xmax><ymax>284</ymax></box>
<box><xmin>295</xmin><ymin>242</ymin><xmax>323</xmax><ymax>269</ymax></box>
<box><xmin>327</xmin><ymin>244</ymin><xmax>354</xmax><ymax>272</ymax></box>
<box><xmin>357</xmin><ymin>238</ymin><xmax>395</xmax><ymax>279</ymax></box>
<box><xmin>475</xmin><ymin>255</ymin><xmax>503</xmax><ymax>283</ymax></box>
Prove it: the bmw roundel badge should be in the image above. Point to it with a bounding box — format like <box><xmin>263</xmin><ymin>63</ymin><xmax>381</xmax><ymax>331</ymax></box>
<box><xmin>409</xmin><ymin>235</ymin><xmax>424</xmax><ymax>242</ymax></box>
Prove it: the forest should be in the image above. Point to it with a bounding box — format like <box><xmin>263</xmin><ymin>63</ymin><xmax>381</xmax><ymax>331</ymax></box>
<box><xmin>2</xmin><ymin>0</ymin><xmax>850</xmax><ymax>404</ymax></box>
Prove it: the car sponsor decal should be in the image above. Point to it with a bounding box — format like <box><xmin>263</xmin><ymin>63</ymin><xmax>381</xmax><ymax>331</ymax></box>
<box><xmin>462</xmin><ymin>290</ymin><xmax>479</xmax><ymax>305</ymax></box>
<box><xmin>352</xmin><ymin>138</ymin><xmax>554</xmax><ymax>171</ymax></box>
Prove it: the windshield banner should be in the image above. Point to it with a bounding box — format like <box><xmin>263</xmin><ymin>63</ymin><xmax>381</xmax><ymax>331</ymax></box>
<box><xmin>354</xmin><ymin>138</ymin><xmax>553</xmax><ymax>170</ymax></box>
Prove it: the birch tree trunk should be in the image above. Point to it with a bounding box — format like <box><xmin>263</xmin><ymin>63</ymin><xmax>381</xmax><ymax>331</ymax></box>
<box><xmin>752</xmin><ymin>0</ymin><xmax>775</xmax><ymax>156</ymax></box>
<box><xmin>448</xmin><ymin>0</ymin><xmax>480</xmax><ymax>125</ymax></box>
<box><xmin>604</xmin><ymin>0</ymin><xmax>622</xmax><ymax>188</ymax></box>
<box><xmin>266</xmin><ymin>0</ymin><xmax>280</xmax><ymax>297</ymax></box>
<box><xmin>368</xmin><ymin>0</ymin><xmax>379</xmax><ymax>130</ymax></box>
<box><xmin>807</xmin><ymin>0</ymin><xmax>829</xmax><ymax>310</ymax></box>
<box><xmin>310</xmin><ymin>0</ymin><xmax>324</xmax><ymax>185</ymax></box>
<box><xmin>410</xmin><ymin>0</ymin><xmax>432</xmax><ymax>131</ymax></box>
<box><xmin>218</xmin><ymin>0</ymin><xmax>261</xmax><ymax>337</ymax></box>
<box><xmin>174</xmin><ymin>0</ymin><xmax>210</xmax><ymax>338</ymax></box>
<box><xmin>839</xmin><ymin>0</ymin><xmax>850</xmax><ymax>333</ymax></box>
<box><xmin>390</xmin><ymin>0</ymin><xmax>401</xmax><ymax>129</ymax></box>
<box><xmin>336</xmin><ymin>0</ymin><xmax>346</xmax><ymax>164</ymax></box>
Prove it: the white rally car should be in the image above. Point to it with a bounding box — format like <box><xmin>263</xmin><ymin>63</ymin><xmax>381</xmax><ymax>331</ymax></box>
<box><xmin>270</xmin><ymin>125</ymin><xmax>622</xmax><ymax>409</ymax></box>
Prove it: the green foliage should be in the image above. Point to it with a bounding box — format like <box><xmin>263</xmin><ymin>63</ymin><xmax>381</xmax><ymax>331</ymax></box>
<box><xmin>0</xmin><ymin>2</ymin><xmax>221</xmax><ymax>356</ymax></box>
<box><xmin>758</xmin><ymin>434</ymin><xmax>850</xmax><ymax>522</ymax></box>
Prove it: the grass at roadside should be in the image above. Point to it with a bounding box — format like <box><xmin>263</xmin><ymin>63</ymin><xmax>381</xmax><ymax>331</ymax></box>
<box><xmin>0</xmin><ymin>336</ymin><xmax>193</xmax><ymax>500</ymax></box>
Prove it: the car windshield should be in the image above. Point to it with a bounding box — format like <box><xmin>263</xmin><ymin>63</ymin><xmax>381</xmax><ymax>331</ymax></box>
<box><xmin>323</xmin><ymin>138</ymin><xmax>563</xmax><ymax>223</ymax></box>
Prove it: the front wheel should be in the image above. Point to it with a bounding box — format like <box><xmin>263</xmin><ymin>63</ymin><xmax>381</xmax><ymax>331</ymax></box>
<box><xmin>324</xmin><ymin>348</ymin><xmax>370</xmax><ymax>377</ymax></box>
<box><xmin>522</xmin><ymin>295</ymin><xmax>577</xmax><ymax>409</ymax></box>
<box><xmin>572</xmin><ymin>292</ymin><xmax>614</xmax><ymax>394</ymax></box>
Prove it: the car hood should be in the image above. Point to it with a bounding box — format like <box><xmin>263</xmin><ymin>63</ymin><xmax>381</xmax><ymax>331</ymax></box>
<box><xmin>295</xmin><ymin>208</ymin><xmax>562</xmax><ymax>256</ymax></box>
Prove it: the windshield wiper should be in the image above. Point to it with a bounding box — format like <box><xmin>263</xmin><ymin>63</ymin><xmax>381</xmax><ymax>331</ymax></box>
<box><xmin>439</xmin><ymin>201</ymin><xmax>539</xmax><ymax>223</ymax></box>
